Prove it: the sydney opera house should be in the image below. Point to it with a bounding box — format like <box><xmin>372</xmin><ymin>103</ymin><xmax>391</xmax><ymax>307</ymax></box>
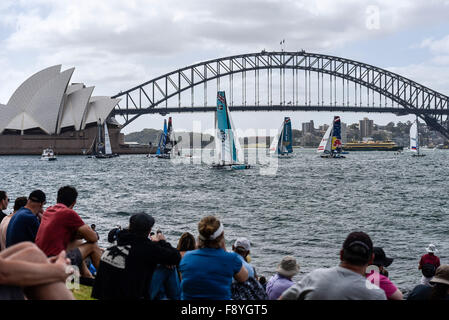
<box><xmin>0</xmin><ymin>65</ymin><xmax>148</xmax><ymax>155</ymax></box>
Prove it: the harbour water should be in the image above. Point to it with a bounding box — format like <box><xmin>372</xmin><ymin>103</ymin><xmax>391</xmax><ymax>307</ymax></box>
<box><xmin>1</xmin><ymin>148</ymin><xmax>448</xmax><ymax>293</ymax></box>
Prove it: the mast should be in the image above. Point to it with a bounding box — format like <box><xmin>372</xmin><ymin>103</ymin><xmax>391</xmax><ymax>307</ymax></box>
<box><xmin>416</xmin><ymin>116</ymin><xmax>420</xmax><ymax>155</ymax></box>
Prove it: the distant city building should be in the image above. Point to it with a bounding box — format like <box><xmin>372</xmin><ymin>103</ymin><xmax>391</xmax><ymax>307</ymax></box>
<box><xmin>341</xmin><ymin>122</ymin><xmax>347</xmax><ymax>144</ymax></box>
<box><xmin>319</xmin><ymin>124</ymin><xmax>329</xmax><ymax>132</ymax></box>
<box><xmin>302</xmin><ymin>120</ymin><xmax>315</xmax><ymax>134</ymax></box>
<box><xmin>359</xmin><ymin>117</ymin><xmax>374</xmax><ymax>138</ymax></box>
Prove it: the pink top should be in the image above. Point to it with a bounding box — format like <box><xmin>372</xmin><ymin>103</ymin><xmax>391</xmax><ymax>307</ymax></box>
<box><xmin>366</xmin><ymin>270</ymin><xmax>398</xmax><ymax>299</ymax></box>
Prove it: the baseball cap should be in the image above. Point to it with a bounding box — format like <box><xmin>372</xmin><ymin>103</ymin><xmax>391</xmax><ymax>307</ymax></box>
<box><xmin>234</xmin><ymin>237</ymin><xmax>251</xmax><ymax>251</ymax></box>
<box><xmin>372</xmin><ymin>247</ymin><xmax>394</xmax><ymax>267</ymax></box>
<box><xmin>28</xmin><ymin>190</ymin><xmax>46</xmax><ymax>204</ymax></box>
<box><xmin>342</xmin><ymin>231</ymin><xmax>373</xmax><ymax>265</ymax></box>
<box><xmin>129</xmin><ymin>213</ymin><xmax>155</xmax><ymax>236</ymax></box>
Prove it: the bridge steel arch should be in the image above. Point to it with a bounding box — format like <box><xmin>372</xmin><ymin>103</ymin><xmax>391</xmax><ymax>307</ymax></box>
<box><xmin>111</xmin><ymin>51</ymin><xmax>449</xmax><ymax>139</ymax></box>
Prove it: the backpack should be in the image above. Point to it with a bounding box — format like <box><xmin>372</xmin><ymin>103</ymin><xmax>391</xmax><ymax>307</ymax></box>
<box><xmin>231</xmin><ymin>277</ymin><xmax>268</xmax><ymax>300</ymax></box>
<box><xmin>421</xmin><ymin>263</ymin><xmax>436</xmax><ymax>278</ymax></box>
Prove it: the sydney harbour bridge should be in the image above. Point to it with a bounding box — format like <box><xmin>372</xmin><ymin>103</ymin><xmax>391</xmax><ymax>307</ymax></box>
<box><xmin>110</xmin><ymin>51</ymin><xmax>449</xmax><ymax>139</ymax></box>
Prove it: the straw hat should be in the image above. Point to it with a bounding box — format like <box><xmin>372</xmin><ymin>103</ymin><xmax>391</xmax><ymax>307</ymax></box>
<box><xmin>430</xmin><ymin>265</ymin><xmax>449</xmax><ymax>286</ymax></box>
<box><xmin>276</xmin><ymin>256</ymin><xmax>300</xmax><ymax>278</ymax></box>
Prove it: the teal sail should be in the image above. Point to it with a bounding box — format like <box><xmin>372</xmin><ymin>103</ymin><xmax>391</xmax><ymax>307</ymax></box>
<box><xmin>280</xmin><ymin>117</ymin><xmax>293</xmax><ymax>154</ymax></box>
<box><xmin>270</xmin><ymin>117</ymin><xmax>293</xmax><ymax>155</ymax></box>
<box><xmin>216</xmin><ymin>91</ymin><xmax>238</xmax><ymax>163</ymax></box>
<box><xmin>156</xmin><ymin>119</ymin><xmax>168</xmax><ymax>155</ymax></box>
<box><xmin>213</xmin><ymin>91</ymin><xmax>248</xmax><ymax>169</ymax></box>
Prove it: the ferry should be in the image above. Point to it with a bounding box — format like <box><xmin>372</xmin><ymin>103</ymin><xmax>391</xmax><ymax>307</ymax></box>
<box><xmin>342</xmin><ymin>140</ymin><xmax>403</xmax><ymax>151</ymax></box>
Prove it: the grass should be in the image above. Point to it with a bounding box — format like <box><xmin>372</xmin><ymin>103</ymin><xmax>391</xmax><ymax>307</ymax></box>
<box><xmin>72</xmin><ymin>284</ymin><xmax>95</xmax><ymax>300</ymax></box>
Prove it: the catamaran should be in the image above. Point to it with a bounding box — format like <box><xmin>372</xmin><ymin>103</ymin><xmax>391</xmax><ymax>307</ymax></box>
<box><xmin>317</xmin><ymin>116</ymin><xmax>345</xmax><ymax>158</ymax></box>
<box><xmin>269</xmin><ymin>117</ymin><xmax>294</xmax><ymax>157</ymax></box>
<box><xmin>149</xmin><ymin>117</ymin><xmax>180</xmax><ymax>159</ymax></box>
<box><xmin>93</xmin><ymin>120</ymin><xmax>119</xmax><ymax>159</ymax></box>
<box><xmin>212</xmin><ymin>91</ymin><xmax>250</xmax><ymax>170</ymax></box>
<box><xmin>410</xmin><ymin>117</ymin><xmax>425</xmax><ymax>157</ymax></box>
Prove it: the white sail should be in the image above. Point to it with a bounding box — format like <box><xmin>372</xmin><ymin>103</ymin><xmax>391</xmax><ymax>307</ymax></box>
<box><xmin>169</xmin><ymin>129</ymin><xmax>180</xmax><ymax>158</ymax></box>
<box><xmin>410</xmin><ymin>120</ymin><xmax>418</xmax><ymax>153</ymax></box>
<box><xmin>104</xmin><ymin>122</ymin><xmax>112</xmax><ymax>155</ymax></box>
<box><xmin>215</xmin><ymin>102</ymin><xmax>243</xmax><ymax>164</ymax></box>
<box><xmin>317</xmin><ymin>125</ymin><xmax>333</xmax><ymax>154</ymax></box>
<box><xmin>228</xmin><ymin>108</ymin><xmax>244</xmax><ymax>164</ymax></box>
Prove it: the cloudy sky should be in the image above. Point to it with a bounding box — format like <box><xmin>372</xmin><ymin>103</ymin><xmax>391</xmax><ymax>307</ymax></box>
<box><xmin>1</xmin><ymin>0</ymin><xmax>449</xmax><ymax>134</ymax></box>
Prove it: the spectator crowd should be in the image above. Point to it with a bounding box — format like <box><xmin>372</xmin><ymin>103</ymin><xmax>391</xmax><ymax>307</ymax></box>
<box><xmin>0</xmin><ymin>188</ymin><xmax>447</xmax><ymax>300</ymax></box>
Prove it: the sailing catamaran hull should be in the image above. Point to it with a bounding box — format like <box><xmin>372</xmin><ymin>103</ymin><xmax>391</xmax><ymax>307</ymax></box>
<box><xmin>320</xmin><ymin>154</ymin><xmax>346</xmax><ymax>159</ymax></box>
<box><xmin>95</xmin><ymin>154</ymin><xmax>119</xmax><ymax>159</ymax></box>
<box><xmin>273</xmin><ymin>153</ymin><xmax>293</xmax><ymax>158</ymax></box>
<box><xmin>211</xmin><ymin>163</ymin><xmax>251</xmax><ymax>170</ymax></box>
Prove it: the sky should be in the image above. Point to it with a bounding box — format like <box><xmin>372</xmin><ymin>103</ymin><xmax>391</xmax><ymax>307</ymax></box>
<box><xmin>1</xmin><ymin>0</ymin><xmax>449</xmax><ymax>135</ymax></box>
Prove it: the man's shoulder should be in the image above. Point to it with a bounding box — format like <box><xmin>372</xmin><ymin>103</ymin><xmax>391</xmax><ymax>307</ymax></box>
<box><xmin>48</xmin><ymin>204</ymin><xmax>79</xmax><ymax>216</ymax></box>
<box><xmin>11</xmin><ymin>209</ymin><xmax>35</xmax><ymax>222</ymax></box>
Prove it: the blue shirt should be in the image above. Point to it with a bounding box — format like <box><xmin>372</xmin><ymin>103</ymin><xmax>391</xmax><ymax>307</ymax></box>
<box><xmin>6</xmin><ymin>208</ymin><xmax>40</xmax><ymax>247</ymax></box>
<box><xmin>179</xmin><ymin>248</ymin><xmax>242</xmax><ymax>300</ymax></box>
<box><xmin>236</xmin><ymin>254</ymin><xmax>255</xmax><ymax>279</ymax></box>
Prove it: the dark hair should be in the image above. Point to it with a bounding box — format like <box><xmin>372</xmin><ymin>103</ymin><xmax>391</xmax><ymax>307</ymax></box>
<box><xmin>341</xmin><ymin>232</ymin><xmax>373</xmax><ymax>266</ymax></box>
<box><xmin>234</xmin><ymin>246</ymin><xmax>248</xmax><ymax>257</ymax></box>
<box><xmin>13</xmin><ymin>197</ymin><xmax>27</xmax><ymax>211</ymax></box>
<box><xmin>197</xmin><ymin>216</ymin><xmax>224</xmax><ymax>249</ymax></box>
<box><xmin>430</xmin><ymin>283</ymin><xmax>449</xmax><ymax>300</ymax></box>
<box><xmin>0</xmin><ymin>191</ymin><xmax>6</xmax><ymax>201</ymax></box>
<box><xmin>129</xmin><ymin>213</ymin><xmax>155</xmax><ymax>237</ymax></box>
<box><xmin>177</xmin><ymin>232</ymin><xmax>196</xmax><ymax>252</ymax></box>
<box><xmin>57</xmin><ymin>186</ymin><xmax>78</xmax><ymax>207</ymax></box>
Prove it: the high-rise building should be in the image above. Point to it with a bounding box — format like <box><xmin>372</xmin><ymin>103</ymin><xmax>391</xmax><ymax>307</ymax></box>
<box><xmin>319</xmin><ymin>124</ymin><xmax>329</xmax><ymax>132</ymax></box>
<box><xmin>359</xmin><ymin>117</ymin><xmax>373</xmax><ymax>138</ymax></box>
<box><xmin>341</xmin><ymin>122</ymin><xmax>347</xmax><ymax>144</ymax></box>
<box><xmin>302</xmin><ymin>120</ymin><xmax>315</xmax><ymax>134</ymax></box>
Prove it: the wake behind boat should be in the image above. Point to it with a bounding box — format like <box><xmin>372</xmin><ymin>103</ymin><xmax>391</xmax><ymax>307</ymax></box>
<box><xmin>211</xmin><ymin>91</ymin><xmax>250</xmax><ymax>170</ymax></box>
<box><xmin>269</xmin><ymin>117</ymin><xmax>294</xmax><ymax>158</ymax></box>
<box><xmin>317</xmin><ymin>116</ymin><xmax>345</xmax><ymax>159</ymax></box>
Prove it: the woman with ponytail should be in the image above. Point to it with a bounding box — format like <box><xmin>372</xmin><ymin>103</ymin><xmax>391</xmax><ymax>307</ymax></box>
<box><xmin>179</xmin><ymin>216</ymin><xmax>248</xmax><ymax>300</ymax></box>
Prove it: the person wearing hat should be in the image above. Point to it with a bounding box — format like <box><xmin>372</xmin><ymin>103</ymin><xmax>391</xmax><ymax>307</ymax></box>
<box><xmin>408</xmin><ymin>265</ymin><xmax>449</xmax><ymax>300</ymax></box>
<box><xmin>266</xmin><ymin>256</ymin><xmax>300</xmax><ymax>300</ymax></box>
<box><xmin>232</xmin><ymin>237</ymin><xmax>255</xmax><ymax>279</ymax></box>
<box><xmin>366</xmin><ymin>247</ymin><xmax>403</xmax><ymax>300</ymax></box>
<box><xmin>419</xmin><ymin>243</ymin><xmax>441</xmax><ymax>286</ymax></box>
<box><xmin>280</xmin><ymin>231</ymin><xmax>386</xmax><ymax>300</ymax></box>
<box><xmin>5</xmin><ymin>190</ymin><xmax>46</xmax><ymax>248</ymax></box>
<box><xmin>92</xmin><ymin>213</ymin><xmax>180</xmax><ymax>299</ymax></box>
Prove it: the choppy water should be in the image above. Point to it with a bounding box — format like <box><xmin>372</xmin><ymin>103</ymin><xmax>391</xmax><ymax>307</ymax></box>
<box><xmin>1</xmin><ymin>148</ymin><xmax>448</xmax><ymax>294</ymax></box>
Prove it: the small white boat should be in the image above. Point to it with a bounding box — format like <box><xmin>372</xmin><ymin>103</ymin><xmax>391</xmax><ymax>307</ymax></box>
<box><xmin>40</xmin><ymin>148</ymin><xmax>57</xmax><ymax>161</ymax></box>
